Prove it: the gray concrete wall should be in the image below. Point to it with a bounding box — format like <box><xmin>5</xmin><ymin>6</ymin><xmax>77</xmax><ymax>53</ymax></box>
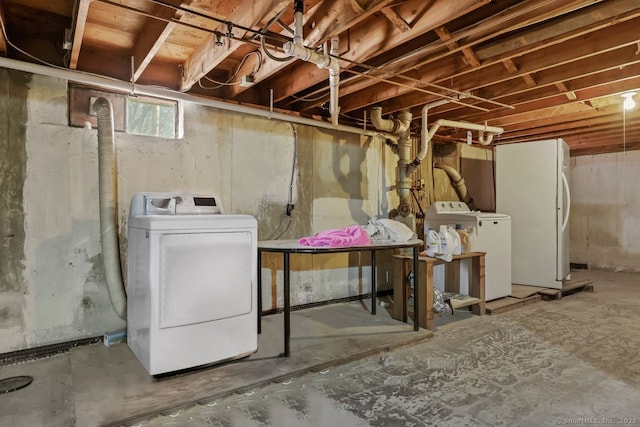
<box><xmin>570</xmin><ymin>151</ymin><xmax>640</xmax><ymax>271</ymax></box>
<box><xmin>0</xmin><ymin>69</ymin><xmax>398</xmax><ymax>353</ymax></box>
<box><xmin>0</xmin><ymin>69</ymin><xmax>30</xmax><ymax>351</ymax></box>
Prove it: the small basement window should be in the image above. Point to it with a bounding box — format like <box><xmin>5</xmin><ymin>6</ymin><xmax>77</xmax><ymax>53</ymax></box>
<box><xmin>126</xmin><ymin>96</ymin><xmax>183</xmax><ymax>139</ymax></box>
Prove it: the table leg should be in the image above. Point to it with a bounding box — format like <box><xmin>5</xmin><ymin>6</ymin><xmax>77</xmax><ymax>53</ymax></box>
<box><xmin>282</xmin><ymin>252</ymin><xmax>290</xmax><ymax>357</ymax></box>
<box><xmin>371</xmin><ymin>250</ymin><xmax>376</xmax><ymax>315</ymax></box>
<box><xmin>426</xmin><ymin>261</ymin><xmax>434</xmax><ymax>330</ymax></box>
<box><xmin>413</xmin><ymin>246</ymin><xmax>419</xmax><ymax>331</ymax></box>
<box><xmin>257</xmin><ymin>249</ymin><xmax>262</xmax><ymax>334</ymax></box>
<box><xmin>471</xmin><ymin>254</ymin><xmax>486</xmax><ymax>316</ymax></box>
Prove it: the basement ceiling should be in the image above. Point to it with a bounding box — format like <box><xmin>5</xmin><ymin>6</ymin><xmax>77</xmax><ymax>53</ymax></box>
<box><xmin>1</xmin><ymin>0</ymin><xmax>639</xmax><ymax>155</ymax></box>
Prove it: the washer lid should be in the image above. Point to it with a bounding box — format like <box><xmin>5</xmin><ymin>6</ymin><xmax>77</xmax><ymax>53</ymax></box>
<box><xmin>424</xmin><ymin>201</ymin><xmax>509</xmax><ymax>221</ymax></box>
<box><xmin>128</xmin><ymin>214</ymin><xmax>257</xmax><ymax>230</ymax></box>
<box><xmin>456</xmin><ymin>211</ymin><xmax>511</xmax><ymax>220</ymax></box>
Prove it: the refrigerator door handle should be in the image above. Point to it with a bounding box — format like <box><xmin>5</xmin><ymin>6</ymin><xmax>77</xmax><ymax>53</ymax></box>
<box><xmin>561</xmin><ymin>172</ymin><xmax>571</xmax><ymax>232</ymax></box>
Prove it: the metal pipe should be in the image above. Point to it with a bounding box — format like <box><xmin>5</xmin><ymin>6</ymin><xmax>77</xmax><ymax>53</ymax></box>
<box><xmin>0</xmin><ymin>57</ymin><xmax>391</xmax><ymax>139</ymax></box>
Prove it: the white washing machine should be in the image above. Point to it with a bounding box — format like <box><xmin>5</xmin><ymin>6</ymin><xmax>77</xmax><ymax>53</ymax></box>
<box><xmin>424</xmin><ymin>201</ymin><xmax>511</xmax><ymax>301</ymax></box>
<box><xmin>127</xmin><ymin>192</ymin><xmax>258</xmax><ymax>375</ymax></box>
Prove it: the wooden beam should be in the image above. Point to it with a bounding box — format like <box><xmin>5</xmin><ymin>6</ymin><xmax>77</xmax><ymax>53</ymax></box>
<box><xmin>308</xmin><ymin>0</ymin><xmax>640</xmax><ymax>115</ymax></box>
<box><xmin>381</xmin><ymin>6</ymin><xmax>411</xmax><ymax>32</ymax></box>
<box><xmin>328</xmin><ymin>0</ymin><xmax>604</xmax><ymax>110</ymax></box>
<box><xmin>226</xmin><ymin>0</ymin><xmax>398</xmax><ymax>98</ymax></box>
<box><xmin>0</xmin><ymin>0</ymin><xmax>7</xmax><ymax>56</ymax></box>
<box><xmin>180</xmin><ymin>0</ymin><xmax>289</xmax><ymax>91</ymax></box>
<box><xmin>522</xmin><ymin>73</ymin><xmax>537</xmax><ymax>87</ymax></box>
<box><xmin>349</xmin><ymin>0</ymin><xmax>365</xmax><ymax>15</ymax></box>
<box><xmin>131</xmin><ymin>0</ymin><xmax>195</xmax><ymax>82</ymax></box>
<box><xmin>250</xmin><ymin>0</ymin><xmax>489</xmax><ymax>104</ymax></box>
<box><xmin>435</xmin><ymin>26</ymin><xmax>480</xmax><ymax>67</ymax></box>
<box><xmin>451</xmin><ymin>76</ymin><xmax>640</xmax><ymax>135</ymax></box>
<box><xmin>555</xmin><ymin>82</ymin><xmax>577</xmax><ymax>100</ymax></box>
<box><xmin>502</xmin><ymin>58</ymin><xmax>518</xmax><ymax>74</ymax></box>
<box><xmin>353</xmin><ymin>18</ymin><xmax>640</xmax><ymax>116</ymax></box>
<box><xmin>572</xmin><ymin>141</ymin><xmax>640</xmax><ymax>156</ymax></box>
<box><xmin>503</xmin><ymin>114</ymin><xmax>621</xmax><ymax>140</ymax></box>
<box><xmin>69</xmin><ymin>0</ymin><xmax>92</xmax><ymax>69</ymax></box>
<box><xmin>304</xmin><ymin>0</ymin><xmax>397</xmax><ymax>47</ymax></box>
<box><xmin>73</xmin><ymin>44</ymin><xmax>180</xmax><ymax>88</ymax></box>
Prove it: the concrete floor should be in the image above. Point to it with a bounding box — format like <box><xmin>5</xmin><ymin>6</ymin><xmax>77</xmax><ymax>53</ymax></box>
<box><xmin>2</xmin><ymin>269</ymin><xmax>640</xmax><ymax>426</ymax></box>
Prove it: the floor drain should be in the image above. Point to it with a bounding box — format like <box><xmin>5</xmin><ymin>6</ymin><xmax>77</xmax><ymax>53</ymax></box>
<box><xmin>0</xmin><ymin>376</ymin><xmax>33</xmax><ymax>394</ymax></box>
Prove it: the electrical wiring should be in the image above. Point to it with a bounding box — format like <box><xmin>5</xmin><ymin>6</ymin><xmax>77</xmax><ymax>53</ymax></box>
<box><xmin>266</xmin><ymin>123</ymin><xmax>298</xmax><ymax>240</ymax></box>
<box><xmin>197</xmin><ymin>50</ymin><xmax>263</xmax><ymax>90</ymax></box>
<box><xmin>260</xmin><ymin>35</ymin><xmax>293</xmax><ymax>62</ymax></box>
<box><xmin>0</xmin><ymin>12</ymin><xmax>67</xmax><ymax>70</ymax></box>
<box><xmin>339</xmin><ymin>112</ymin><xmax>371</xmax><ymax>124</ymax></box>
<box><xmin>197</xmin><ymin>78</ymin><xmax>241</xmax><ymax>89</ymax></box>
<box><xmin>291</xmin><ymin>92</ymin><xmax>330</xmax><ymax>102</ymax></box>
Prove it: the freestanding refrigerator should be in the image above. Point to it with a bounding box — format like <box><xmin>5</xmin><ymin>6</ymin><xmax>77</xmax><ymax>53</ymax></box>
<box><xmin>495</xmin><ymin>138</ymin><xmax>570</xmax><ymax>289</ymax></box>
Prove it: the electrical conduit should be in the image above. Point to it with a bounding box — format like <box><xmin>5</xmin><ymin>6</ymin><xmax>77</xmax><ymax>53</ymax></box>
<box><xmin>94</xmin><ymin>97</ymin><xmax>127</xmax><ymax>320</ymax></box>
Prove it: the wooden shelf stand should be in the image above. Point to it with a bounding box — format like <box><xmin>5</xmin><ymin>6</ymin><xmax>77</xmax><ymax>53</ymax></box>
<box><xmin>393</xmin><ymin>252</ymin><xmax>486</xmax><ymax>330</ymax></box>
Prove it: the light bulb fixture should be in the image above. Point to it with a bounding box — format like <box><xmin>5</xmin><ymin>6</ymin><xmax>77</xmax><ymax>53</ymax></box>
<box><xmin>621</xmin><ymin>91</ymin><xmax>637</xmax><ymax>110</ymax></box>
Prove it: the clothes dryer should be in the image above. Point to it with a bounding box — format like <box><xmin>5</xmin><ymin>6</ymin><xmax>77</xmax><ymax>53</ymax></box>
<box><xmin>127</xmin><ymin>192</ymin><xmax>257</xmax><ymax>375</ymax></box>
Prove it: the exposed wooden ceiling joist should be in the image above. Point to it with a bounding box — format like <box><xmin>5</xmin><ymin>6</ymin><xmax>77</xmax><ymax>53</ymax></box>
<box><xmin>247</xmin><ymin>0</ymin><xmax>489</xmax><ymax>106</ymax></box>
<box><xmin>3</xmin><ymin>0</ymin><xmax>640</xmax><ymax>155</ymax></box>
<box><xmin>0</xmin><ymin>0</ymin><xmax>7</xmax><ymax>56</ymax></box>
<box><xmin>131</xmin><ymin>0</ymin><xmax>195</xmax><ymax>82</ymax></box>
<box><xmin>180</xmin><ymin>0</ymin><xmax>289</xmax><ymax>91</ymax></box>
<box><xmin>297</xmin><ymin>0</ymin><xmax>628</xmax><ymax>115</ymax></box>
<box><xmin>69</xmin><ymin>0</ymin><xmax>91</xmax><ymax>69</ymax></box>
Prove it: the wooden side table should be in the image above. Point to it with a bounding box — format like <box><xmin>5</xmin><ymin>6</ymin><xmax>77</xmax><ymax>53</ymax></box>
<box><xmin>393</xmin><ymin>252</ymin><xmax>486</xmax><ymax>330</ymax></box>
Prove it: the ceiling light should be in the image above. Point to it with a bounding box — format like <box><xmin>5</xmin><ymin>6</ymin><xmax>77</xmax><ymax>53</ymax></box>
<box><xmin>621</xmin><ymin>92</ymin><xmax>637</xmax><ymax>110</ymax></box>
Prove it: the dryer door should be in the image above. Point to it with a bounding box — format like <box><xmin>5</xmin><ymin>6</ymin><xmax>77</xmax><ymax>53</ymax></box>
<box><xmin>158</xmin><ymin>230</ymin><xmax>254</xmax><ymax>329</ymax></box>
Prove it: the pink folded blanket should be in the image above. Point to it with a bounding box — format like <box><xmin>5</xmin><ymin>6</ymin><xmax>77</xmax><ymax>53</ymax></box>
<box><xmin>299</xmin><ymin>225</ymin><xmax>371</xmax><ymax>247</ymax></box>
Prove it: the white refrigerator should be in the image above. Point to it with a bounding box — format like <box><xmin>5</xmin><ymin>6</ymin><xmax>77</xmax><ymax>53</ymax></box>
<box><xmin>495</xmin><ymin>138</ymin><xmax>570</xmax><ymax>289</ymax></box>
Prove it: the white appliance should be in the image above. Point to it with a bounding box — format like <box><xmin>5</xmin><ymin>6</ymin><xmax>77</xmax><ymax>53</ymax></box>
<box><xmin>424</xmin><ymin>201</ymin><xmax>512</xmax><ymax>301</ymax></box>
<box><xmin>127</xmin><ymin>192</ymin><xmax>258</xmax><ymax>375</ymax></box>
<box><xmin>495</xmin><ymin>138</ymin><xmax>570</xmax><ymax>289</ymax></box>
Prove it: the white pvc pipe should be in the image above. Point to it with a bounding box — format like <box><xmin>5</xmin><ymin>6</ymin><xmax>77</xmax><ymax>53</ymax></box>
<box><xmin>328</xmin><ymin>37</ymin><xmax>340</xmax><ymax>127</ymax></box>
<box><xmin>417</xmin><ymin>99</ymin><xmax>450</xmax><ymax>166</ymax></box>
<box><xmin>0</xmin><ymin>57</ymin><xmax>386</xmax><ymax>139</ymax></box>
<box><xmin>293</xmin><ymin>10</ymin><xmax>304</xmax><ymax>45</ymax></box>
<box><xmin>284</xmin><ymin>7</ymin><xmax>341</xmax><ymax>127</ymax></box>
<box><xmin>370</xmin><ymin>106</ymin><xmax>410</xmax><ymax>134</ymax></box>
<box><xmin>430</xmin><ymin>119</ymin><xmax>503</xmax><ymax>143</ymax></box>
<box><xmin>369</xmin><ymin>106</ymin><xmax>413</xmax><ymax>216</ymax></box>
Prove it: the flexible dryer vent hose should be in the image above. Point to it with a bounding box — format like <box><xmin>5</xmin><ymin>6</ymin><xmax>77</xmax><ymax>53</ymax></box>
<box><xmin>94</xmin><ymin>97</ymin><xmax>127</xmax><ymax>320</ymax></box>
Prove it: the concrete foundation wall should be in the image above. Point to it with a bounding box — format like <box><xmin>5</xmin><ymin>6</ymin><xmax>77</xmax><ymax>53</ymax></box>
<box><xmin>0</xmin><ymin>69</ymin><xmax>398</xmax><ymax>353</ymax></box>
<box><xmin>570</xmin><ymin>151</ymin><xmax>640</xmax><ymax>271</ymax></box>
